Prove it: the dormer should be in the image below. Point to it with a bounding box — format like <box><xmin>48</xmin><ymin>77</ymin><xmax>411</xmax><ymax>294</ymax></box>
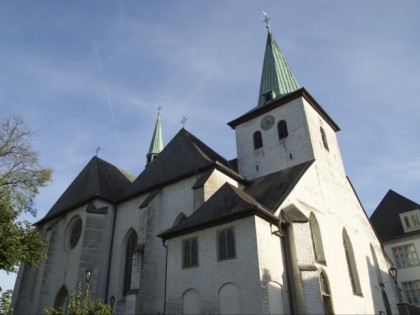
<box><xmin>400</xmin><ymin>209</ymin><xmax>420</xmax><ymax>233</ymax></box>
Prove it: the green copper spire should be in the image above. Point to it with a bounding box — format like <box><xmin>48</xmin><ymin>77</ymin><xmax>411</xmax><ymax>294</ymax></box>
<box><xmin>257</xmin><ymin>31</ymin><xmax>301</xmax><ymax>107</ymax></box>
<box><xmin>147</xmin><ymin>111</ymin><xmax>163</xmax><ymax>165</ymax></box>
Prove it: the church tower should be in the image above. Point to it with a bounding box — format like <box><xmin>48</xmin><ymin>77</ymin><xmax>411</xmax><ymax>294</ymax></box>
<box><xmin>228</xmin><ymin>26</ymin><xmax>343</xmax><ymax>181</ymax></box>
<box><xmin>146</xmin><ymin>111</ymin><xmax>163</xmax><ymax>166</ymax></box>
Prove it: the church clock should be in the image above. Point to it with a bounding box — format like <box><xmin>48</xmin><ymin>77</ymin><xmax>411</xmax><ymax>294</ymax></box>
<box><xmin>260</xmin><ymin>115</ymin><xmax>275</xmax><ymax>131</ymax></box>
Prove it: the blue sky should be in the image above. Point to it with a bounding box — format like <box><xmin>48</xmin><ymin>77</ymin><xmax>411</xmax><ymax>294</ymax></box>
<box><xmin>1</xmin><ymin>1</ymin><xmax>419</xmax><ymax>292</ymax></box>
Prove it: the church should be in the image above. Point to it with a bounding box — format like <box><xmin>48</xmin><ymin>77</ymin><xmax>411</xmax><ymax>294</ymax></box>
<box><xmin>13</xmin><ymin>22</ymin><xmax>398</xmax><ymax>315</ymax></box>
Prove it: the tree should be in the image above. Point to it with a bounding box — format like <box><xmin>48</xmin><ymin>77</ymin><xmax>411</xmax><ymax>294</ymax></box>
<box><xmin>0</xmin><ymin>114</ymin><xmax>52</xmax><ymax>272</ymax></box>
<box><xmin>0</xmin><ymin>290</ymin><xmax>13</xmax><ymax>315</ymax></box>
<box><xmin>45</xmin><ymin>283</ymin><xmax>113</xmax><ymax>315</ymax></box>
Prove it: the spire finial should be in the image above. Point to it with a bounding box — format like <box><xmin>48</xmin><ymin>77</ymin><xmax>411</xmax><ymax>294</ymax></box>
<box><xmin>181</xmin><ymin>117</ymin><xmax>187</xmax><ymax>128</ymax></box>
<box><xmin>262</xmin><ymin>11</ymin><xmax>271</xmax><ymax>33</ymax></box>
<box><xmin>157</xmin><ymin>104</ymin><xmax>162</xmax><ymax>115</ymax></box>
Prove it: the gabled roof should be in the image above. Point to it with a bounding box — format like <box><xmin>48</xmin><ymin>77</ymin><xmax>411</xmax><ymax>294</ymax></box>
<box><xmin>123</xmin><ymin>129</ymin><xmax>241</xmax><ymax>199</ymax></box>
<box><xmin>159</xmin><ymin>161</ymin><xmax>312</xmax><ymax>239</ymax></box>
<box><xmin>36</xmin><ymin>157</ymin><xmax>135</xmax><ymax>225</ymax></box>
<box><xmin>159</xmin><ymin>183</ymin><xmax>277</xmax><ymax>240</ymax></box>
<box><xmin>245</xmin><ymin>160</ymin><xmax>314</xmax><ymax>212</ymax></box>
<box><xmin>370</xmin><ymin>190</ymin><xmax>420</xmax><ymax>241</ymax></box>
<box><xmin>257</xmin><ymin>32</ymin><xmax>300</xmax><ymax>107</ymax></box>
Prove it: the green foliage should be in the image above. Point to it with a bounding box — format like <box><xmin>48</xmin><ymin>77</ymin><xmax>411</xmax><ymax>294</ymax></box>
<box><xmin>0</xmin><ymin>114</ymin><xmax>52</xmax><ymax>272</ymax></box>
<box><xmin>0</xmin><ymin>290</ymin><xmax>13</xmax><ymax>315</ymax></box>
<box><xmin>45</xmin><ymin>283</ymin><xmax>113</xmax><ymax>315</ymax></box>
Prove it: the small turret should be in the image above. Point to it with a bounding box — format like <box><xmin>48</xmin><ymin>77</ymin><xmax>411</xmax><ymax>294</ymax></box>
<box><xmin>146</xmin><ymin>111</ymin><xmax>163</xmax><ymax>166</ymax></box>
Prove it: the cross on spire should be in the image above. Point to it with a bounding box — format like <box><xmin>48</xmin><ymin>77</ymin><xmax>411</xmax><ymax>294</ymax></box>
<box><xmin>157</xmin><ymin>104</ymin><xmax>162</xmax><ymax>114</ymax></box>
<box><xmin>95</xmin><ymin>146</ymin><xmax>101</xmax><ymax>156</ymax></box>
<box><xmin>262</xmin><ymin>11</ymin><xmax>271</xmax><ymax>32</ymax></box>
<box><xmin>181</xmin><ymin>117</ymin><xmax>187</xmax><ymax>128</ymax></box>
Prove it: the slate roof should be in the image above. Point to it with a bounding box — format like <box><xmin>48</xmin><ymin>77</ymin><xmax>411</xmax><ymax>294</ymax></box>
<box><xmin>159</xmin><ymin>183</ymin><xmax>277</xmax><ymax>239</ymax></box>
<box><xmin>370</xmin><ymin>190</ymin><xmax>420</xmax><ymax>241</ymax></box>
<box><xmin>123</xmin><ymin>128</ymin><xmax>242</xmax><ymax>199</ymax></box>
<box><xmin>244</xmin><ymin>160</ymin><xmax>313</xmax><ymax>212</ymax></box>
<box><xmin>159</xmin><ymin>161</ymin><xmax>313</xmax><ymax>239</ymax></box>
<box><xmin>36</xmin><ymin>157</ymin><xmax>135</xmax><ymax>225</ymax></box>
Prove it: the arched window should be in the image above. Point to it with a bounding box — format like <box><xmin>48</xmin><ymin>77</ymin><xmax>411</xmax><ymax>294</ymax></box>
<box><xmin>183</xmin><ymin>289</ymin><xmax>200</xmax><ymax>315</ymax></box>
<box><xmin>54</xmin><ymin>285</ymin><xmax>69</xmax><ymax>312</ymax></box>
<box><xmin>219</xmin><ymin>283</ymin><xmax>240</xmax><ymax>314</ymax></box>
<box><xmin>183</xmin><ymin>238</ymin><xmax>198</xmax><ymax>268</ymax></box>
<box><xmin>278</xmin><ymin>120</ymin><xmax>288</xmax><ymax>139</ymax></box>
<box><xmin>123</xmin><ymin>230</ymin><xmax>137</xmax><ymax>295</ymax></box>
<box><xmin>253</xmin><ymin>131</ymin><xmax>263</xmax><ymax>150</ymax></box>
<box><xmin>309</xmin><ymin>213</ymin><xmax>325</xmax><ymax>263</ymax></box>
<box><xmin>320</xmin><ymin>127</ymin><xmax>329</xmax><ymax>151</ymax></box>
<box><xmin>218</xmin><ymin>228</ymin><xmax>236</xmax><ymax>260</ymax></box>
<box><xmin>319</xmin><ymin>271</ymin><xmax>334</xmax><ymax>315</ymax></box>
<box><xmin>343</xmin><ymin>229</ymin><xmax>362</xmax><ymax>295</ymax></box>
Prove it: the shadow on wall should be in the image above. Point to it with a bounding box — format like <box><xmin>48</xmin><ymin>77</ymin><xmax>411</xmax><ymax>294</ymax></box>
<box><xmin>366</xmin><ymin>255</ymin><xmax>391</xmax><ymax>314</ymax></box>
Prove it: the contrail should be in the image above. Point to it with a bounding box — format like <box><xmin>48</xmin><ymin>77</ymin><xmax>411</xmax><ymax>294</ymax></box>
<box><xmin>93</xmin><ymin>38</ymin><xmax>117</xmax><ymax>127</ymax></box>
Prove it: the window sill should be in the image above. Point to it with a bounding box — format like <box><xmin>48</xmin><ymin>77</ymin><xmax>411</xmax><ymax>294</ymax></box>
<box><xmin>125</xmin><ymin>289</ymin><xmax>139</xmax><ymax>296</ymax></box>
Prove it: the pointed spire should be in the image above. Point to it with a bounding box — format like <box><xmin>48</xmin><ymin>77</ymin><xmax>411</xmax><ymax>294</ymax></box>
<box><xmin>257</xmin><ymin>28</ymin><xmax>301</xmax><ymax>107</ymax></box>
<box><xmin>147</xmin><ymin>109</ymin><xmax>164</xmax><ymax>166</ymax></box>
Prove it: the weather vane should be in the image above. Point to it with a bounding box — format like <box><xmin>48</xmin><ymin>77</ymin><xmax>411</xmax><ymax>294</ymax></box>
<box><xmin>262</xmin><ymin>11</ymin><xmax>271</xmax><ymax>32</ymax></box>
<box><xmin>181</xmin><ymin>117</ymin><xmax>187</xmax><ymax>128</ymax></box>
<box><xmin>95</xmin><ymin>146</ymin><xmax>101</xmax><ymax>156</ymax></box>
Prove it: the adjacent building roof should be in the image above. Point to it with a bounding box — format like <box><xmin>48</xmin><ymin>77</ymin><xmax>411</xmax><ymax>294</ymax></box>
<box><xmin>123</xmin><ymin>128</ymin><xmax>242</xmax><ymax>200</ymax></box>
<box><xmin>370</xmin><ymin>190</ymin><xmax>420</xmax><ymax>241</ymax></box>
<box><xmin>257</xmin><ymin>32</ymin><xmax>300</xmax><ymax>107</ymax></box>
<box><xmin>36</xmin><ymin>157</ymin><xmax>135</xmax><ymax>225</ymax></box>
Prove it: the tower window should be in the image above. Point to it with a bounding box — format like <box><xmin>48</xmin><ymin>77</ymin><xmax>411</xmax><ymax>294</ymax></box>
<box><xmin>320</xmin><ymin>127</ymin><xmax>329</xmax><ymax>151</ymax></box>
<box><xmin>278</xmin><ymin>120</ymin><xmax>288</xmax><ymax>139</ymax></box>
<box><xmin>253</xmin><ymin>131</ymin><xmax>263</xmax><ymax>150</ymax></box>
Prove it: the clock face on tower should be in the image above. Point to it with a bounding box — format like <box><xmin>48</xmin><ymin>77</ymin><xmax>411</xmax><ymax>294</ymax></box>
<box><xmin>260</xmin><ymin>115</ymin><xmax>275</xmax><ymax>131</ymax></box>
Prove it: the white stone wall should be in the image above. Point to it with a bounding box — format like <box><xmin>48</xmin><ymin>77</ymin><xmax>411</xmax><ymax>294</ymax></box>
<box><xmin>13</xmin><ymin>199</ymin><xmax>115</xmax><ymax>314</ymax></box>
<box><xmin>165</xmin><ymin>217</ymin><xmax>263</xmax><ymax>314</ymax></box>
<box><xmin>280</xmin><ymin>161</ymin><xmax>398</xmax><ymax>314</ymax></box>
<box><xmin>234</xmin><ymin>98</ymin><xmax>315</xmax><ymax>180</ymax></box>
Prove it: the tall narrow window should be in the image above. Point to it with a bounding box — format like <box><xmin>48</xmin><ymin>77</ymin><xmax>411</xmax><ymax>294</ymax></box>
<box><xmin>320</xmin><ymin>271</ymin><xmax>334</xmax><ymax>314</ymax></box>
<box><xmin>54</xmin><ymin>285</ymin><xmax>69</xmax><ymax>312</ymax></box>
<box><xmin>183</xmin><ymin>237</ymin><xmax>198</xmax><ymax>268</ymax></box>
<box><xmin>343</xmin><ymin>229</ymin><xmax>362</xmax><ymax>295</ymax></box>
<box><xmin>278</xmin><ymin>120</ymin><xmax>288</xmax><ymax>139</ymax></box>
<box><xmin>218</xmin><ymin>228</ymin><xmax>236</xmax><ymax>260</ymax></box>
<box><xmin>253</xmin><ymin>131</ymin><xmax>263</xmax><ymax>150</ymax></box>
<box><xmin>320</xmin><ymin>127</ymin><xmax>329</xmax><ymax>151</ymax></box>
<box><xmin>309</xmin><ymin>213</ymin><xmax>325</xmax><ymax>263</ymax></box>
<box><xmin>123</xmin><ymin>230</ymin><xmax>137</xmax><ymax>295</ymax></box>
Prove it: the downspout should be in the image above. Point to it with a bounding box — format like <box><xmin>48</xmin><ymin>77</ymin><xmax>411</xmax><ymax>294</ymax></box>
<box><xmin>105</xmin><ymin>203</ymin><xmax>117</xmax><ymax>303</ymax></box>
<box><xmin>280</xmin><ymin>222</ymin><xmax>295</xmax><ymax>315</ymax></box>
<box><xmin>162</xmin><ymin>239</ymin><xmax>168</xmax><ymax>314</ymax></box>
